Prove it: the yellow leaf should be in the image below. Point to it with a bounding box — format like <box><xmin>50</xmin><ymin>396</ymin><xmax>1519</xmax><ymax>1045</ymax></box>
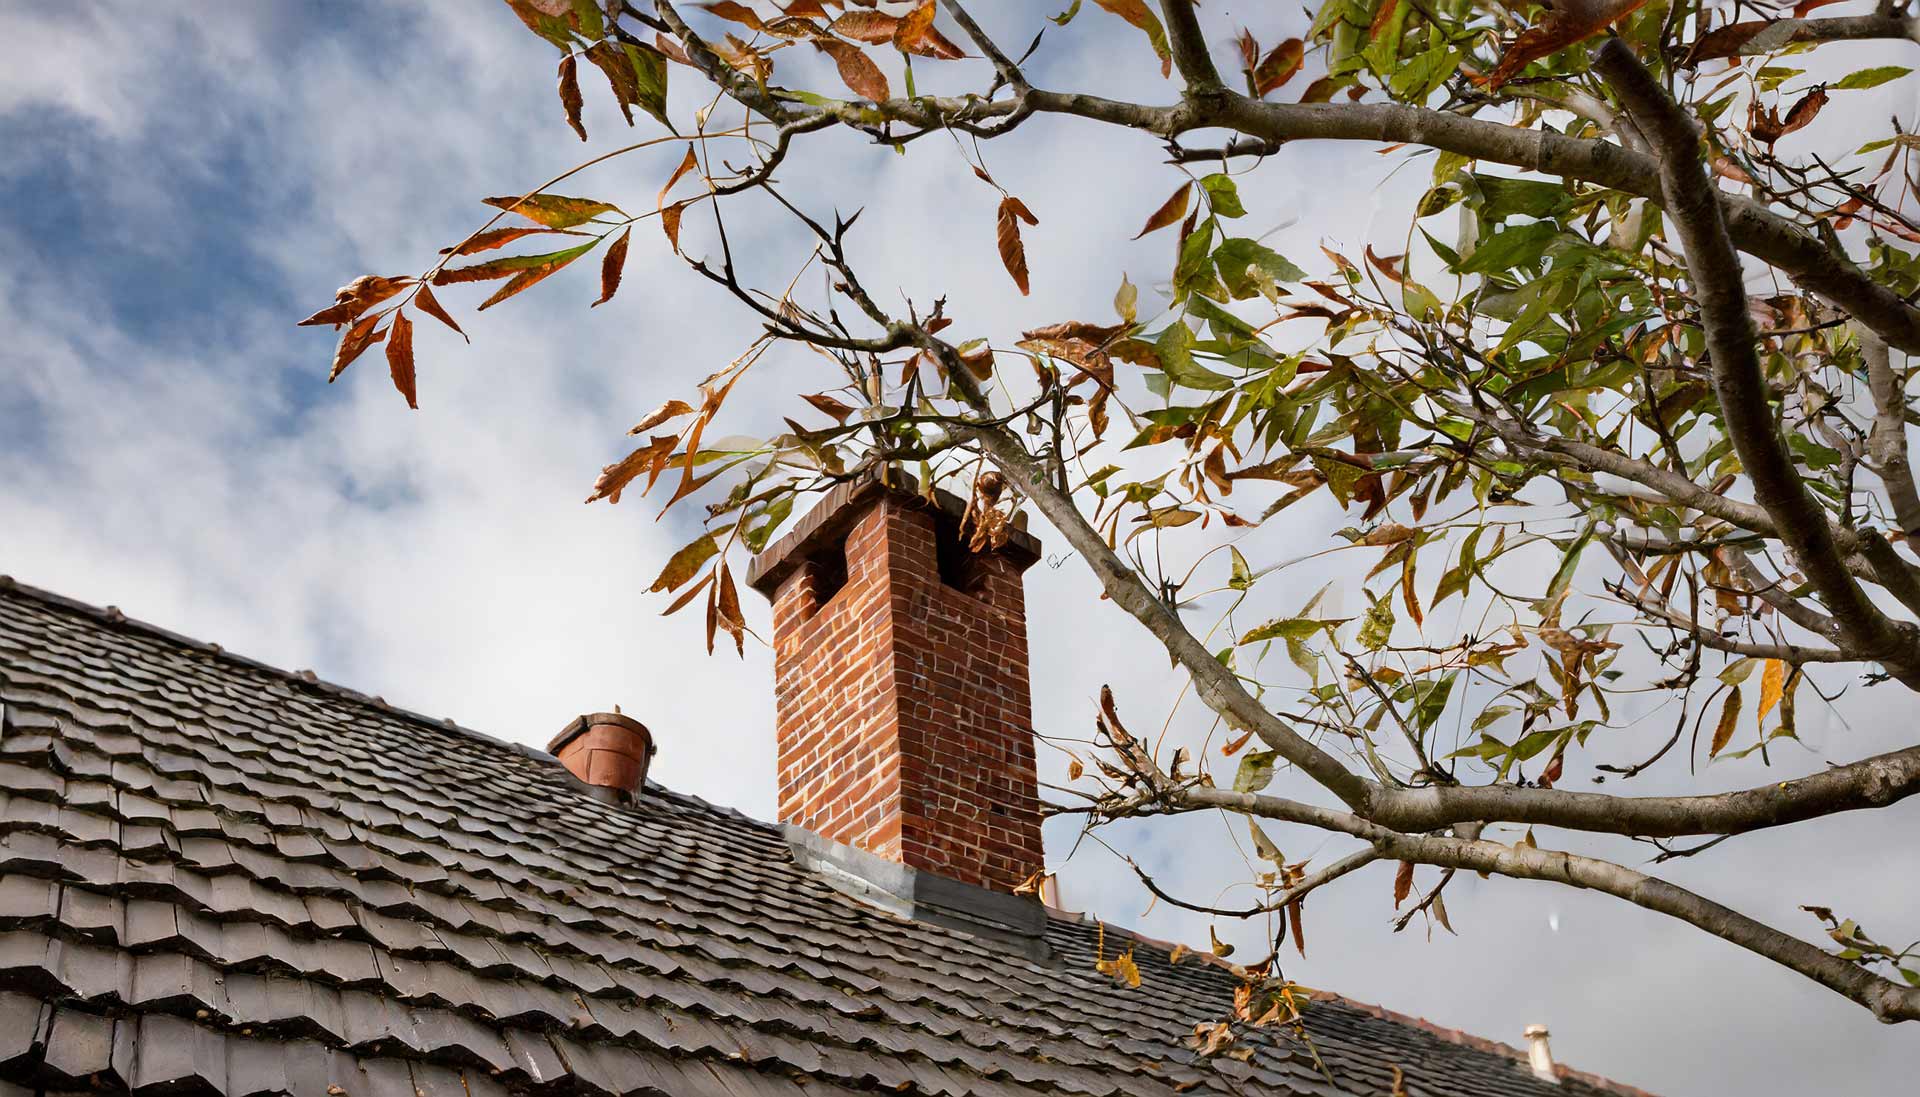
<box><xmin>1710</xmin><ymin>686</ymin><xmax>1743</xmax><ymax>757</ymax></box>
<box><xmin>1757</xmin><ymin>659</ymin><xmax>1786</xmax><ymax>726</ymax></box>
<box><xmin>482</xmin><ymin>192</ymin><xmax>622</xmax><ymax>229</ymax></box>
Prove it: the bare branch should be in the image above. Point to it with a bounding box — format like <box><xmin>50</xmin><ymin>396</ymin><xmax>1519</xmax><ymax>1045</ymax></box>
<box><xmin>1860</xmin><ymin>324</ymin><xmax>1920</xmax><ymax>537</ymax></box>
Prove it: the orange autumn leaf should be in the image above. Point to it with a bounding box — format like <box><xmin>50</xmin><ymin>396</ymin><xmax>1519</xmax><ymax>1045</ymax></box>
<box><xmin>329</xmin><ymin>312</ymin><xmax>387</xmax><ymax>382</ymax></box>
<box><xmin>1252</xmin><ymin>38</ymin><xmax>1304</xmax><ymax>96</ymax></box>
<box><xmin>815</xmin><ymin>39</ymin><xmax>889</xmax><ymax>101</ymax></box>
<box><xmin>1134</xmin><ymin>182</ymin><xmax>1192</xmax><ymax>239</ymax></box>
<box><xmin>385</xmin><ymin>309</ymin><xmax>417</xmax><ymax>409</ymax></box>
<box><xmin>411</xmin><ymin>282</ymin><xmax>466</xmax><ymax>342</ymax></box>
<box><xmin>592</xmin><ymin>227</ymin><xmax>630</xmax><ymax>308</ymax></box>
<box><xmin>557</xmin><ymin>53</ymin><xmax>586</xmax><ymax>141</ymax></box>
<box><xmin>997</xmin><ymin>196</ymin><xmax>1038</xmax><ymax>295</ymax></box>
<box><xmin>1488</xmin><ymin>0</ymin><xmax>1650</xmax><ymax>90</ymax></box>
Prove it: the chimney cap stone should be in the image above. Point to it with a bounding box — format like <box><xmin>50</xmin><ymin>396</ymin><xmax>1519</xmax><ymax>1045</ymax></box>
<box><xmin>746</xmin><ymin>466</ymin><xmax>1040</xmax><ymax>596</ymax></box>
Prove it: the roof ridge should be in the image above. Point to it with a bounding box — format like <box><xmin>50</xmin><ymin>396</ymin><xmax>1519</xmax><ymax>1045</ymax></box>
<box><xmin>1043</xmin><ymin>907</ymin><xmax>1652</xmax><ymax>1097</ymax></box>
<box><xmin>0</xmin><ymin>572</ymin><xmax>774</xmax><ymax>831</ymax></box>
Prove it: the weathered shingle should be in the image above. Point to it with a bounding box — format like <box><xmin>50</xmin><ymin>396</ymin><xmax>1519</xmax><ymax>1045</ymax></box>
<box><xmin>0</xmin><ymin>579</ymin><xmax>1650</xmax><ymax>1097</ymax></box>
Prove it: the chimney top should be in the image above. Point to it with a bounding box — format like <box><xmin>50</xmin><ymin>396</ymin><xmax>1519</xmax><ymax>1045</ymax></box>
<box><xmin>549</xmin><ymin>711</ymin><xmax>655</xmax><ymax>800</ymax></box>
<box><xmin>750</xmin><ymin>466</ymin><xmax>1046</xmax><ymax>894</ymax></box>
<box><xmin>746</xmin><ymin>467</ymin><xmax>1040</xmax><ymax>596</ymax></box>
<box><xmin>1522</xmin><ymin>1024</ymin><xmax>1559</xmax><ymax>1084</ymax></box>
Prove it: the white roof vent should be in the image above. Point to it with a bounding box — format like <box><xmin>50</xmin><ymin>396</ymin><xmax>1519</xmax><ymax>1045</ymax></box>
<box><xmin>1523</xmin><ymin>1023</ymin><xmax>1560</xmax><ymax>1083</ymax></box>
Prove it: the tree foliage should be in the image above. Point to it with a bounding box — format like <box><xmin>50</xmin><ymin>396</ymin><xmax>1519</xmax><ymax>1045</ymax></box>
<box><xmin>305</xmin><ymin>0</ymin><xmax>1920</xmax><ymax>1031</ymax></box>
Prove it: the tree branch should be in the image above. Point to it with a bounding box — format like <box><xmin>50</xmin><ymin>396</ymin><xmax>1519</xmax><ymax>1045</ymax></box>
<box><xmin>1182</xmin><ymin>786</ymin><xmax>1920</xmax><ymax>1023</ymax></box>
<box><xmin>1593</xmin><ymin>39</ymin><xmax>1920</xmax><ymax>685</ymax></box>
<box><xmin>1860</xmin><ymin>323</ymin><xmax>1920</xmax><ymax>537</ymax></box>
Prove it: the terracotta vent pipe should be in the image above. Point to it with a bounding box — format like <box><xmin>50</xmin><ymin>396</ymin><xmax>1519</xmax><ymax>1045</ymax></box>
<box><xmin>1523</xmin><ymin>1024</ymin><xmax>1559</xmax><ymax>1083</ymax></box>
<box><xmin>549</xmin><ymin>710</ymin><xmax>654</xmax><ymax>798</ymax></box>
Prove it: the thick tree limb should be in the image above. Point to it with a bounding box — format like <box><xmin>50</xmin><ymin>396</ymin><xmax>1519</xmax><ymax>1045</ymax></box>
<box><xmin>1860</xmin><ymin>324</ymin><xmax>1920</xmax><ymax>537</ymax></box>
<box><xmin>1181</xmin><ymin>786</ymin><xmax>1920</xmax><ymax>1023</ymax></box>
<box><xmin>1593</xmin><ymin>40</ymin><xmax>1920</xmax><ymax>685</ymax></box>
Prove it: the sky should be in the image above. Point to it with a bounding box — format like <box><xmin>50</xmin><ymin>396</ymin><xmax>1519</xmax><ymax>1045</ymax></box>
<box><xmin>2</xmin><ymin>3</ymin><xmax>1917</xmax><ymax>1093</ymax></box>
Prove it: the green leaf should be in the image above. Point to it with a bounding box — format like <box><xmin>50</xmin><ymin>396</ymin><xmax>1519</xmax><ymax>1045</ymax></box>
<box><xmin>1216</xmin><ymin>237</ymin><xmax>1306</xmax><ymax>299</ymax></box>
<box><xmin>1229</xmin><ymin>546</ymin><xmax>1253</xmax><ymax>590</ymax></box>
<box><xmin>1543</xmin><ymin>521</ymin><xmax>1594</xmax><ymax>603</ymax></box>
<box><xmin>1458</xmin><ymin>222</ymin><xmax>1556</xmax><ymax>275</ymax></box>
<box><xmin>623</xmin><ymin>41</ymin><xmax>672</xmax><ymax>127</ymax></box>
<box><xmin>1199</xmin><ymin>173</ymin><xmax>1247</xmax><ymax>218</ymax></box>
<box><xmin>1411</xmin><ymin>673</ymin><xmax>1457</xmax><ymax>731</ymax></box>
<box><xmin>1240</xmin><ymin>617</ymin><xmax>1323</xmax><ymax>645</ymax></box>
<box><xmin>1473</xmin><ymin>174</ymin><xmax>1573</xmax><ymax>221</ymax></box>
<box><xmin>1388</xmin><ymin>45</ymin><xmax>1457</xmax><ymax>102</ymax></box>
<box><xmin>1174</xmin><ymin>218</ymin><xmax>1223</xmax><ymax>302</ymax></box>
<box><xmin>1156</xmin><ymin>323</ymin><xmax>1234</xmax><ymax>390</ymax></box>
<box><xmin>1834</xmin><ymin>66</ymin><xmax>1911</xmax><ymax>90</ymax></box>
<box><xmin>1357</xmin><ymin>595</ymin><xmax>1395</xmax><ymax>651</ymax></box>
<box><xmin>1234</xmin><ymin>749</ymin><xmax>1279</xmax><ymax>793</ymax></box>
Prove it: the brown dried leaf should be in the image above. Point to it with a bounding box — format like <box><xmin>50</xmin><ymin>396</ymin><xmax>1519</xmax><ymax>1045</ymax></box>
<box><xmin>1134</xmin><ymin>182</ymin><xmax>1192</xmax><ymax>239</ymax></box>
<box><xmin>1685</xmin><ymin>19</ymin><xmax>1772</xmax><ymax>65</ymax></box>
<box><xmin>1751</xmin><ymin>86</ymin><xmax>1828</xmax><ymax>144</ymax></box>
<box><xmin>585</xmin><ymin>40</ymin><xmax>638</xmax><ymax>123</ymax></box>
<box><xmin>660</xmin><ymin>146</ymin><xmax>700</xmax><ymax>209</ymax></box>
<box><xmin>444</xmin><ymin>227</ymin><xmax>563</xmax><ymax>257</ymax></box>
<box><xmin>299</xmin><ymin>274</ymin><xmax>412</xmax><ymax>328</ymax></box>
<box><xmin>815</xmin><ymin>39</ymin><xmax>889</xmax><ymax>101</ymax></box>
<box><xmin>1393</xmin><ymin>861</ymin><xmax>1414</xmax><ymax>907</ymax></box>
<box><xmin>703</xmin><ymin>1</ymin><xmax>764</xmax><ymax>29</ymax></box>
<box><xmin>629</xmin><ymin>400</ymin><xmax>696</xmax><ymax>437</ymax></box>
<box><xmin>1710</xmin><ymin>686</ymin><xmax>1743</xmax><ymax>757</ymax></box>
<box><xmin>997</xmin><ymin>196</ymin><xmax>1036</xmax><ymax>295</ymax></box>
<box><xmin>661</xmin><ymin>201</ymin><xmax>688</xmax><ymax>253</ymax></box>
<box><xmin>802</xmin><ymin>392</ymin><xmax>857</xmax><ymax>421</ymax></box>
<box><xmin>411</xmin><ymin>282</ymin><xmax>467</xmax><ymax>342</ymax></box>
<box><xmin>558</xmin><ymin>53</ymin><xmax>586</xmax><ymax>141</ymax></box>
<box><xmin>830</xmin><ymin>11</ymin><xmax>898</xmax><ymax>43</ymax></box>
<box><xmin>1488</xmin><ymin>0</ymin><xmax>1650</xmax><ymax>90</ymax></box>
<box><xmin>715</xmin><ymin>562</ymin><xmax>745</xmax><ymax>656</ymax></box>
<box><xmin>592</xmin><ymin>227</ymin><xmax>631</xmax><ymax>308</ymax></box>
<box><xmin>1251</xmin><ymin>38</ymin><xmax>1303</xmax><ymax>96</ymax></box>
<box><xmin>588</xmin><ymin>435</ymin><xmax>677</xmax><ymax>505</ymax></box>
<box><xmin>385</xmin><ymin>309</ymin><xmax>417</xmax><ymax>409</ymax></box>
<box><xmin>329</xmin><ymin>313</ymin><xmax>388</xmax><ymax>382</ymax></box>
<box><xmin>893</xmin><ymin>0</ymin><xmax>935</xmax><ymax>50</ymax></box>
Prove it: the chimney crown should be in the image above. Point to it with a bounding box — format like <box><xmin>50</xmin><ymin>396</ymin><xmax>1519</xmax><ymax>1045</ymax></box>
<box><xmin>549</xmin><ymin>711</ymin><xmax>655</xmax><ymax>798</ymax></box>
<box><xmin>749</xmin><ymin>469</ymin><xmax>1044</xmax><ymax>893</ymax></box>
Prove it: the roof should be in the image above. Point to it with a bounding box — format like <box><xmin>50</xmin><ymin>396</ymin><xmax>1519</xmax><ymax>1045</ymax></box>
<box><xmin>0</xmin><ymin>576</ymin><xmax>1649</xmax><ymax>1097</ymax></box>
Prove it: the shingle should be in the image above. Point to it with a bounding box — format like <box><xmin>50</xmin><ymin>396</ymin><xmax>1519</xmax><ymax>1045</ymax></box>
<box><xmin>0</xmin><ymin>583</ymin><xmax>1647</xmax><ymax>1097</ymax></box>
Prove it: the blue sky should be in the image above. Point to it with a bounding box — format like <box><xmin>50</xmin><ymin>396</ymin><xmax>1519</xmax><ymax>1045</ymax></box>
<box><xmin>4</xmin><ymin>4</ymin><xmax>1919</xmax><ymax>1094</ymax></box>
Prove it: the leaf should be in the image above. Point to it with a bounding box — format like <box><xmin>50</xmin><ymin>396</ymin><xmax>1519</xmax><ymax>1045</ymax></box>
<box><xmin>592</xmin><ymin>227</ymin><xmax>631</xmax><ymax>307</ymax></box>
<box><xmin>587</xmin><ymin>434</ymin><xmax>676</xmax><ymax>504</ymax></box>
<box><xmin>1487</xmin><ymin>0</ymin><xmax>1648</xmax><ymax>90</ymax></box>
<box><xmin>650</xmin><ymin>532</ymin><xmax>720</xmax><ymax>592</ymax></box>
<box><xmin>435</xmin><ymin>242</ymin><xmax>597</xmax><ymax>286</ymax></box>
<box><xmin>892</xmin><ymin>0</ymin><xmax>936</xmax><ymax>50</ymax></box>
<box><xmin>1155</xmin><ymin>323</ymin><xmax>1233</xmax><ymax>390</ymax></box>
<box><xmin>1250</xmin><ymin>38</ymin><xmax>1303</xmax><ymax>96</ymax></box>
<box><xmin>585</xmin><ymin>40</ymin><xmax>640</xmax><ymax>125</ymax></box>
<box><xmin>997</xmin><ymin>196</ymin><xmax>1037</xmax><ymax>295</ymax></box>
<box><xmin>714</xmin><ymin>561</ymin><xmax>745</xmax><ymax>656</ymax></box>
<box><xmin>1114</xmin><ymin>274</ymin><xmax>1139</xmax><ymax>324</ymax></box>
<box><xmin>1209</xmin><ymin>925</ymin><xmax>1235</xmax><ymax>957</ymax></box>
<box><xmin>412</xmin><ymin>282</ymin><xmax>467</xmax><ymax>342</ymax></box>
<box><xmin>1234</xmin><ymin>749</ymin><xmax>1278</xmax><ymax>793</ymax></box>
<box><xmin>558</xmin><ymin>53</ymin><xmax>587</xmax><ymax>141</ymax></box>
<box><xmin>802</xmin><ymin>392</ymin><xmax>857</xmax><ymax>421</ymax></box>
<box><xmin>1198</xmin><ymin>174</ymin><xmax>1247</xmax><ymax>218</ymax></box>
<box><xmin>299</xmin><ymin>274</ymin><xmax>411</xmax><ymax>328</ymax></box>
<box><xmin>815</xmin><ymin>39</ymin><xmax>889</xmax><ymax>101</ymax></box>
<box><xmin>482</xmin><ymin>193</ymin><xmax>622</xmax><ymax>229</ymax></box>
<box><xmin>1215</xmin><ymin>238</ymin><xmax>1306</xmax><ymax>298</ymax></box>
<box><xmin>1289</xmin><ymin>897</ymin><xmax>1305</xmax><ymax>955</ymax></box>
<box><xmin>328</xmin><ymin>313</ymin><xmax>387</xmax><ymax>382</ymax></box>
<box><xmin>1229</xmin><ymin>546</ymin><xmax>1253</xmax><ymax>590</ymax></box>
<box><xmin>1096</xmin><ymin>948</ymin><xmax>1143</xmax><ymax>988</ymax></box>
<box><xmin>660</xmin><ymin>146</ymin><xmax>700</xmax><ymax>209</ymax></box>
<box><xmin>1710</xmin><ymin>687</ymin><xmax>1743</xmax><ymax>757</ymax></box>
<box><xmin>1758</xmin><ymin>659</ymin><xmax>1787</xmax><ymax>725</ymax></box>
<box><xmin>1834</xmin><ymin>66</ymin><xmax>1912</xmax><ymax>91</ymax></box>
<box><xmin>1091</xmin><ymin>0</ymin><xmax>1172</xmax><ymax>77</ymax></box>
<box><xmin>629</xmin><ymin>399</ymin><xmax>696</xmax><ymax>434</ymax></box>
<box><xmin>703</xmin><ymin>1</ymin><xmax>764</xmax><ymax>29</ymax></box>
<box><xmin>623</xmin><ymin>42</ymin><xmax>672</xmax><ymax>127</ymax></box>
<box><xmin>661</xmin><ymin>201</ymin><xmax>688</xmax><ymax>253</ymax></box>
<box><xmin>385</xmin><ymin>309</ymin><xmax>417</xmax><ymax>409</ymax></box>
<box><xmin>1685</xmin><ymin>19</ymin><xmax>1779</xmax><ymax>64</ymax></box>
<box><xmin>1134</xmin><ymin>182</ymin><xmax>1192</xmax><ymax>238</ymax></box>
<box><xmin>830</xmin><ymin>11</ymin><xmax>899</xmax><ymax>43</ymax></box>
<box><xmin>445</xmin><ymin>226</ymin><xmax>567</xmax><ymax>256</ymax></box>
<box><xmin>1394</xmin><ymin>861</ymin><xmax>1414</xmax><ymax>907</ymax></box>
<box><xmin>1431</xmin><ymin>892</ymin><xmax>1453</xmax><ymax>934</ymax></box>
<box><xmin>1457</xmin><ymin>221</ymin><xmax>1555</xmax><ymax>275</ymax></box>
<box><xmin>1248</xmin><ymin>819</ymin><xmax>1284</xmax><ymax>862</ymax></box>
<box><xmin>475</xmin><ymin>241</ymin><xmax>600</xmax><ymax>310</ymax></box>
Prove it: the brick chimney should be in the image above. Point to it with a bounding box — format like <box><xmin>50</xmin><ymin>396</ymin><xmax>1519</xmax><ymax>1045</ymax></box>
<box><xmin>747</xmin><ymin>470</ymin><xmax>1044</xmax><ymax>892</ymax></box>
